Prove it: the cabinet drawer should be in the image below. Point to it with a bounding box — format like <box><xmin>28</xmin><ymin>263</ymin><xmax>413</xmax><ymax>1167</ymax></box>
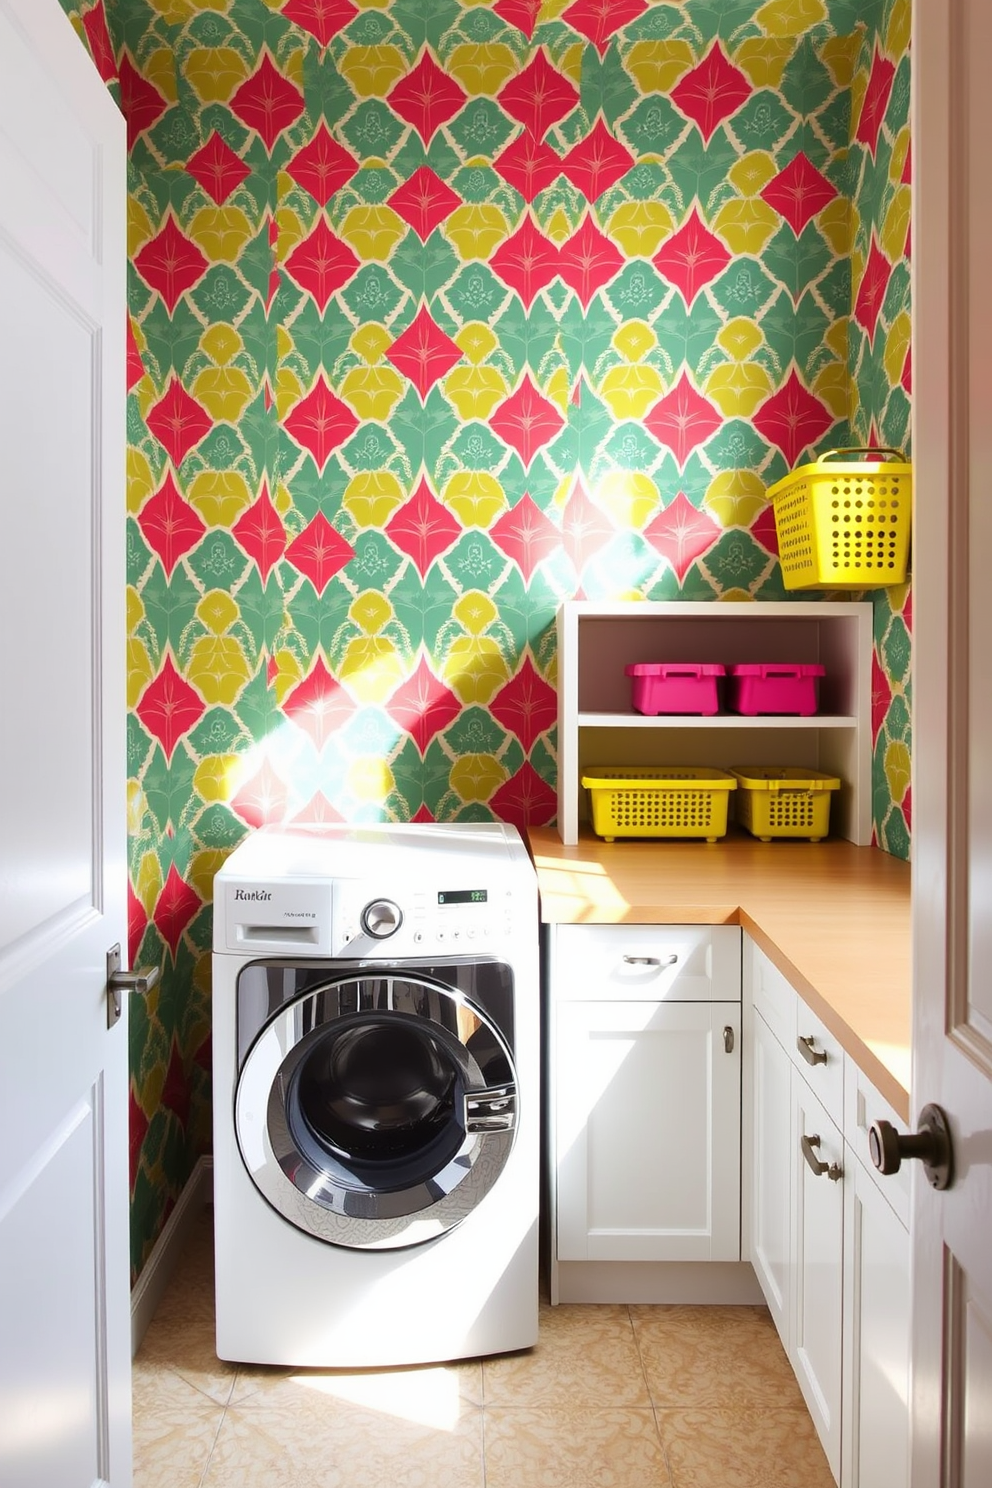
<box><xmin>844</xmin><ymin>1062</ymin><xmax>912</xmax><ymax>1228</ymax></box>
<box><xmin>552</xmin><ymin>924</ymin><xmax>741</xmax><ymax>1002</ymax></box>
<box><xmin>747</xmin><ymin>941</ymin><xmax>796</xmax><ymax>1050</ymax></box>
<box><xmin>791</xmin><ymin>997</ymin><xmax>844</xmax><ymax>1130</ymax></box>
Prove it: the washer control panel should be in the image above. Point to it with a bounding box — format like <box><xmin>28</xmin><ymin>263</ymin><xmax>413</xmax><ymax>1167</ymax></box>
<box><xmin>333</xmin><ymin>883</ymin><xmax>516</xmax><ymax>955</ymax></box>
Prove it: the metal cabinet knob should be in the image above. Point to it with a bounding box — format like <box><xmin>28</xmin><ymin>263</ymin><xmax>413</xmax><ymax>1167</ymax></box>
<box><xmin>106</xmin><ymin>942</ymin><xmax>160</xmax><ymax>1028</ymax></box>
<box><xmin>621</xmin><ymin>954</ymin><xmax>678</xmax><ymax>968</ymax></box>
<box><xmin>869</xmin><ymin>1104</ymin><xmax>954</xmax><ymax>1190</ymax></box>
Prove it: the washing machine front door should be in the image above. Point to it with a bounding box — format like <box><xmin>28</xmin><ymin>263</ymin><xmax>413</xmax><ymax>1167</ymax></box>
<box><xmin>236</xmin><ymin>970</ymin><xmax>517</xmax><ymax>1249</ymax></box>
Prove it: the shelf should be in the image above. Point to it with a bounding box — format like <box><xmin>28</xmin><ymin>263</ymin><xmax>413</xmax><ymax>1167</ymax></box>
<box><xmin>577</xmin><ymin>713</ymin><xmax>858</xmax><ymax>730</ymax></box>
<box><xmin>557</xmin><ymin>600</ymin><xmax>874</xmax><ymax>848</ymax></box>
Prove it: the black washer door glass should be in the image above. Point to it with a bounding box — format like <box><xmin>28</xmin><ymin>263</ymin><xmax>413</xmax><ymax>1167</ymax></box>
<box><xmin>286</xmin><ymin>1011</ymin><xmax>467</xmax><ymax>1191</ymax></box>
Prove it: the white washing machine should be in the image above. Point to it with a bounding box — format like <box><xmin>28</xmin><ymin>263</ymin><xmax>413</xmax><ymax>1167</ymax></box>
<box><xmin>211</xmin><ymin>821</ymin><xmax>540</xmax><ymax>1367</ymax></box>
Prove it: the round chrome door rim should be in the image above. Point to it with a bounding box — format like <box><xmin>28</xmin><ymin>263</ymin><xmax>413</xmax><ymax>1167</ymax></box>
<box><xmin>235</xmin><ymin>977</ymin><xmax>517</xmax><ymax>1251</ymax></box>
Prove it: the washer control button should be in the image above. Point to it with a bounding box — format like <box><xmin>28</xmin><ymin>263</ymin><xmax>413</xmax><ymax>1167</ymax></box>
<box><xmin>360</xmin><ymin>899</ymin><xmax>403</xmax><ymax>939</ymax></box>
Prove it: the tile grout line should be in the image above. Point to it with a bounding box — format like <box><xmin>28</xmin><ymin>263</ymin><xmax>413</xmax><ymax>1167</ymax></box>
<box><xmin>626</xmin><ymin>1304</ymin><xmax>677</xmax><ymax>1488</ymax></box>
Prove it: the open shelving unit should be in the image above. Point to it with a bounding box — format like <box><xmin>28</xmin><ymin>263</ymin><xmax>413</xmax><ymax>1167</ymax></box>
<box><xmin>556</xmin><ymin>600</ymin><xmax>874</xmax><ymax>846</ymax></box>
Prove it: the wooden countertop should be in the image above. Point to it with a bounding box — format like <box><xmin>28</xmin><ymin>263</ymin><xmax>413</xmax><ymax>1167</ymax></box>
<box><xmin>527</xmin><ymin>828</ymin><xmax>912</xmax><ymax>1121</ymax></box>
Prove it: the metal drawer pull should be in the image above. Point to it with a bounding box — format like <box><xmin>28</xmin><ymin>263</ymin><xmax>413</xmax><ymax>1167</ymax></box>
<box><xmin>723</xmin><ymin>1025</ymin><xmax>735</xmax><ymax>1054</ymax></box>
<box><xmin>797</xmin><ymin>1033</ymin><xmax>828</xmax><ymax>1066</ymax></box>
<box><xmin>622</xmin><ymin>954</ymin><xmax>678</xmax><ymax>968</ymax></box>
<box><xmin>801</xmin><ymin>1132</ymin><xmax>843</xmax><ymax>1182</ymax></box>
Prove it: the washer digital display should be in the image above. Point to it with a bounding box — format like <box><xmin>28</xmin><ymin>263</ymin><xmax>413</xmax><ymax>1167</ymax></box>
<box><xmin>437</xmin><ymin>889</ymin><xmax>488</xmax><ymax>906</ymax></box>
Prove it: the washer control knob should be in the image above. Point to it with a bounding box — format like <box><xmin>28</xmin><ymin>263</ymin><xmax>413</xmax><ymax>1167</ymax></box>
<box><xmin>361</xmin><ymin>899</ymin><xmax>403</xmax><ymax>939</ymax></box>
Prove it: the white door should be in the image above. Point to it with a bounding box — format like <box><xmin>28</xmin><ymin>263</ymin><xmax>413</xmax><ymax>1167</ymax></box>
<box><xmin>0</xmin><ymin>2</ymin><xmax>130</xmax><ymax>1485</ymax></box>
<box><xmin>911</xmin><ymin>2</ymin><xmax>992</xmax><ymax>1483</ymax></box>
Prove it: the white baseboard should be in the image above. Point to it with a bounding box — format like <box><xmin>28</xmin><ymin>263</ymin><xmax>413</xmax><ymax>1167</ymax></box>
<box><xmin>553</xmin><ymin>1260</ymin><xmax>765</xmax><ymax>1305</ymax></box>
<box><xmin>130</xmin><ymin>1155</ymin><xmax>213</xmax><ymax>1357</ymax></box>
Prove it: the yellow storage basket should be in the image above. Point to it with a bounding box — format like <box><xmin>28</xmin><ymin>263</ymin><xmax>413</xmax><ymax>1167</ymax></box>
<box><xmin>768</xmin><ymin>447</ymin><xmax>911</xmax><ymax>589</ymax></box>
<box><xmin>582</xmin><ymin>767</ymin><xmax>737</xmax><ymax>843</ymax></box>
<box><xmin>729</xmin><ymin>768</ymin><xmax>840</xmax><ymax>842</ymax></box>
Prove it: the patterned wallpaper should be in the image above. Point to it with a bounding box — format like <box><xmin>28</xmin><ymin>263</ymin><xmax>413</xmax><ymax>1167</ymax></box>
<box><xmin>60</xmin><ymin>0</ymin><xmax>911</xmax><ymax>1276</ymax></box>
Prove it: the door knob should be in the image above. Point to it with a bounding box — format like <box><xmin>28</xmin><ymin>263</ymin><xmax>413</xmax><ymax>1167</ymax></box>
<box><xmin>106</xmin><ymin>942</ymin><xmax>160</xmax><ymax>1028</ymax></box>
<box><xmin>868</xmin><ymin>1103</ymin><xmax>953</xmax><ymax>1190</ymax></box>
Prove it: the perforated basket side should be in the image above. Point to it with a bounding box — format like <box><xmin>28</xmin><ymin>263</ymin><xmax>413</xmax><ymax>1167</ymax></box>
<box><xmin>809</xmin><ymin>471</ymin><xmax>910</xmax><ymax>583</ymax></box>
<box><xmin>771</xmin><ymin>477</ymin><xmax>818</xmax><ymax>587</ymax></box>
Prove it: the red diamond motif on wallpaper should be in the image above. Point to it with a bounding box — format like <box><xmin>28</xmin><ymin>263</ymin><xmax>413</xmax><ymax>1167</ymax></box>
<box><xmin>284</xmin><ymin>376</ymin><xmax>359</xmax><ymax>472</ymax></box>
<box><xmin>153</xmin><ymin>865</ymin><xmax>202</xmax><ymax>962</ymax></box>
<box><xmin>285</xmin><ymin>513</ymin><xmax>356</xmax><ymax>594</ymax></box>
<box><xmin>753</xmin><ymin>370</ymin><xmax>834</xmax><ymax>469</ymax></box>
<box><xmin>136</xmin><ymin>654</ymin><xmax>205</xmax><ymax>763</ymax></box>
<box><xmin>126</xmin><ymin>318</ymin><xmax>146</xmax><ymax>392</ymax></box>
<box><xmin>871</xmin><ymin>650</ymin><xmax>893</xmax><ymax>745</ymax></box>
<box><xmin>146</xmin><ymin>377</ymin><xmax>213</xmax><ymax>466</ymax></box>
<box><xmin>671</xmin><ymin>43</ymin><xmax>752</xmax><ymax>143</ymax></box>
<box><xmin>284</xmin><ymin>218</ymin><xmax>360</xmax><ymax>310</ymax></box>
<box><xmin>287</xmin><ymin>123</ymin><xmax>359</xmax><ymax>203</ymax></box>
<box><xmin>293</xmin><ymin>792</ymin><xmax>347</xmax><ymax>825</ymax></box>
<box><xmin>561</xmin><ymin>120</ymin><xmax>635</xmax><ymax>201</ymax></box>
<box><xmin>853</xmin><ymin>234</ymin><xmax>893</xmax><ymax>346</ymax></box>
<box><xmin>562</xmin><ymin>0</ymin><xmax>648</xmax><ymax>58</ymax></box>
<box><xmin>643</xmin><ymin>491</ymin><xmax>720</xmax><ymax>585</ymax></box>
<box><xmin>385</xmin><ymin>655</ymin><xmax>462</xmax><ymax>754</ymax></box>
<box><xmin>490</xmin><ymin>761</ymin><xmax>557</xmax><ymax>831</ymax></box>
<box><xmin>134</xmin><ymin>216</ymin><xmax>209</xmax><ymax>315</ymax></box>
<box><xmin>82</xmin><ymin>2</ymin><xmax>117</xmax><ymax>85</ymax></box>
<box><xmin>856</xmin><ymin>46</ymin><xmax>896</xmax><ymax>157</ymax></box>
<box><xmin>761</xmin><ymin>152</ymin><xmax>838</xmax><ymax>236</ymax></box>
<box><xmin>230</xmin><ymin>51</ymin><xmax>306</xmax><ymax>153</ymax></box>
<box><xmin>490</xmin><ymin>493</ymin><xmax>562</xmax><ymax>582</ymax></box>
<box><xmin>231</xmin><ymin>757</ymin><xmax>290</xmax><ymax>827</ymax></box>
<box><xmin>490</xmin><ymin>217</ymin><xmax>560</xmax><ymax>308</ymax></box>
<box><xmin>117</xmin><ymin>55</ymin><xmax>168</xmax><ymax>150</ymax></box>
<box><xmin>138</xmin><ymin>471</ymin><xmax>207</xmax><ymax>577</ymax></box>
<box><xmin>493</xmin><ymin>132</ymin><xmax>562</xmax><ymax>202</ymax></box>
<box><xmin>388</xmin><ymin>52</ymin><xmax>468</xmax><ymax>147</ymax></box>
<box><xmin>231</xmin><ymin>482</ymin><xmax>286</xmax><ymax>584</ymax></box>
<box><xmin>489</xmin><ymin>656</ymin><xmax>557</xmax><ymax>752</ymax></box>
<box><xmin>282</xmin><ymin>0</ymin><xmax>358</xmax><ymax>46</ymax></box>
<box><xmin>282</xmin><ymin>656</ymin><xmax>355</xmax><ymax>750</ymax></box>
<box><xmin>128</xmin><ymin>1085</ymin><xmax>149</xmax><ymax>1190</ymax></box>
<box><xmin>159</xmin><ymin>1039</ymin><xmax>191</xmax><ymax>1125</ymax></box>
<box><xmin>644</xmin><ymin>373</ymin><xmax>722</xmax><ymax>468</ymax></box>
<box><xmin>652</xmin><ymin>208</ymin><xmax>730</xmax><ymax>305</ymax></box>
<box><xmin>492</xmin><ymin>0</ymin><xmax>542</xmax><ymax>39</ymax></box>
<box><xmin>385</xmin><ymin>476</ymin><xmax>462</xmax><ymax>575</ymax></box>
<box><xmin>491</xmin><ymin>374</ymin><xmax>565</xmax><ymax>468</ymax></box>
<box><xmin>385</xmin><ymin>306</ymin><xmax>463</xmax><ymax>401</ymax></box>
<box><xmin>128</xmin><ymin>882</ymin><xmax>148</xmax><ymax>966</ymax></box>
<box><xmin>558</xmin><ymin>216</ymin><xmax>624</xmax><ymax>306</ymax></box>
<box><xmin>186</xmin><ymin>131</ymin><xmax>251</xmax><ymax>204</ymax></box>
<box><xmin>499</xmin><ymin>52</ymin><xmax>580</xmax><ymax>140</ymax></box>
<box><xmin>388</xmin><ymin>168</ymin><xmax>462</xmax><ymax>242</ymax></box>
<box><xmin>561</xmin><ymin>478</ymin><xmax>614</xmax><ymax>572</ymax></box>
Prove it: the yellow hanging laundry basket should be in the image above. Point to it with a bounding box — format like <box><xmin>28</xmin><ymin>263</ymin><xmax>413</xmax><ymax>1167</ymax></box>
<box><xmin>768</xmin><ymin>447</ymin><xmax>912</xmax><ymax>589</ymax></box>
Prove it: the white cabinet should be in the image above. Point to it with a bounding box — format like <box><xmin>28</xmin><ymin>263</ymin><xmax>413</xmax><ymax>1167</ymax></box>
<box><xmin>841</xmin><ymin>1068</ymin><xmax>911</xmax><ymax>1488</ymax></box>
<box><xmin>745</xmin><ymin>938</ymin><xmax>910</xmax><ymax>1488</ymax></box>
<box><xmin>556</xmin><ymin>599</ymin><xmax>874</xmax><ymax>846</ymax></box>
<box><xmin>547</xmin><ymin>924</ymin><xmax>744</xmax><ymax>1296</ymax></box>
<box><xmin>792</xmin><ymin>1069</ymin><xmax>845</xmax><ymax>1479</ymax></box>
<box><xmin>750</xmin><ymin>1007</ymin><xmax>793</xmax><ymax>1345</ymax></box>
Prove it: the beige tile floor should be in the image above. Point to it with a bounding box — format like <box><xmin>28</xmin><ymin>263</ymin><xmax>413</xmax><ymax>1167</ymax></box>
<box><xmin>133</xmin><ymin>1208</ymin><xmax>835</xmax><ymax>1488</ymax></box>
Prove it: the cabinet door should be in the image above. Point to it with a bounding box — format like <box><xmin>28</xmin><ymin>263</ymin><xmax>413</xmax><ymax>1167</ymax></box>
<box><xmin>792</xmin><ymin>1071</ymin><xmax>845</xmax><ymax>1481</ymax></box>
<box><xmin>842</xmin><ymin>1159</ymin><xmax>910</xmax><ymax>1488</ymax></box>
<box><xmin>556</xmin><ymin>1000</ymin><xmax>741</xmax><ymax>1263</ymax></box>
<box><xmin>750</xmin><ymin>1008</ymin><xmax>793</xmax><ymax>1349</ymax></box>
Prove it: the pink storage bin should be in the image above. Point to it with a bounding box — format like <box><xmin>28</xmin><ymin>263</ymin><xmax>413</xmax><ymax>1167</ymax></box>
<box><xmin>726</xmin><ymin>663</ymin><xmax>825</xmax><ymax>716</ymax></box>
<box><xmin>624</xmin><ymin>662</ymin><xmax>725</xmax><ymax>716</ymax></box>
